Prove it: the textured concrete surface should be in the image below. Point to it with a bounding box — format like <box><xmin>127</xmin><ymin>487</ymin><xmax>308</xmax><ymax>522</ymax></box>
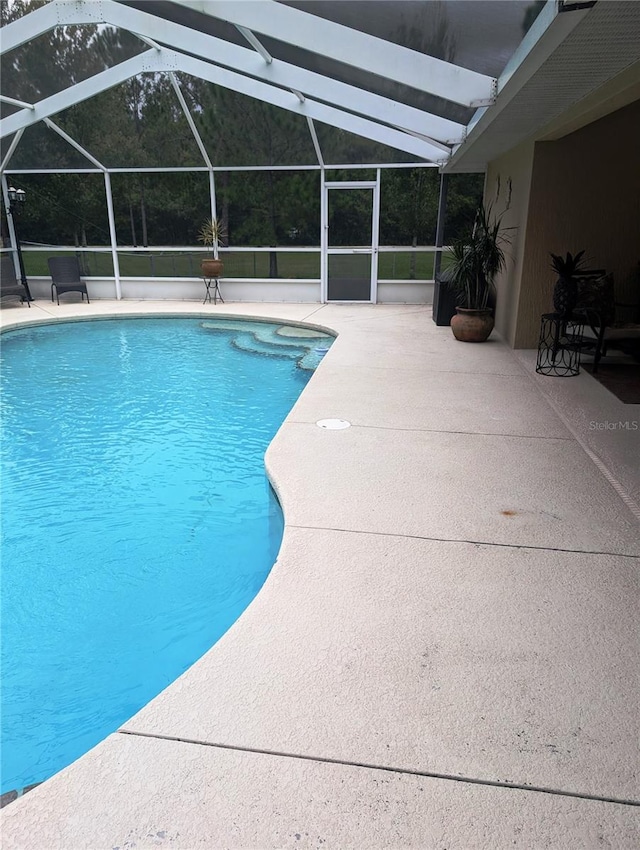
<box><xmin>287</xmin><ymin>361</ymin><xmax>574</xmax><ymax>438</ymax></box>
<box><xmin>3</xmin><ymin>734</ymin><xmax>639</xmax><ymax>850</ymax></box>
<box><xmin>124</xmin><ymin>527</ymin><xmax>639</xmax><ymax>800</ymax></box>
<box><xmin>266</xmin><ymin>423</ymin><xmax>639</xmax><ymax>554</ymax></box>
<box><xmin>515</xmin><ymin>348</ymin><xmax>640</xmax><ymax>512</ymax></box>
<box><xmin>1</xmin><ymin>301</ymin><xmax>638</xmax><ymax>848</ymax></box>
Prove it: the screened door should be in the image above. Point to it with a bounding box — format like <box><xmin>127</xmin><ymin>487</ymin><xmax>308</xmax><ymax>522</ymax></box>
<box><xmin>324</xmin><ymin>182</ymin><xmax>378</xmax><ymax>302</ymax></box>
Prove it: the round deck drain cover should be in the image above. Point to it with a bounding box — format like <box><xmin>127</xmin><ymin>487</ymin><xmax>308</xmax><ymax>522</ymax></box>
<box><xmin>316</xmin><ymin>418</ymin><xmax>351</xmax><ymax>430</ymax></box>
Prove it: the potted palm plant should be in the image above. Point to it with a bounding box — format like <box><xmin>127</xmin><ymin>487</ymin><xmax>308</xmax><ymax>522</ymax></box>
<box><xmin>448</xmin><ymin>204</ymin><xmax>510</xmax><ymax>342</ymax></box>
<box><xmin>198</xmin><ymin>217</ymin><xmax>226</xmax><ymax>278</ymax></box>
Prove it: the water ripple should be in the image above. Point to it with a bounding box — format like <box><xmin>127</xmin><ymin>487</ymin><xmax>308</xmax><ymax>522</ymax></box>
<box><xmin>0</xmin><ymin>317</ymin><xmax>316</xmax><ymax>793</ymax></box>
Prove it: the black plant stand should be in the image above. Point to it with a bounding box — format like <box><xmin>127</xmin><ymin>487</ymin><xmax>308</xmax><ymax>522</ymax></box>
<box><xmin>203</xmin><ymin>277</ymin><xmax>223</xmax><ymax>305</ymax></box>
<box><xmin>536</xmin><ymin>313</ymin><xmax>585</xmax><ymax>377</ymax></box>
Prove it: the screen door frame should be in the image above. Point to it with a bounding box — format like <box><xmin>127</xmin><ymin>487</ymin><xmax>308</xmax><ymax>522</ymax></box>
<box><xmin>321</xmin><ymin>172</ymin><xmax>380</xmax><ymax>303</ymax></box>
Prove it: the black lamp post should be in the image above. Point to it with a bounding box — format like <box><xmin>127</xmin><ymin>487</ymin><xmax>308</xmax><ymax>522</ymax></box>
<box><xmin>7</xmin><ymin>185</ymin><xmax>33</xmax><ymax>301</ymax></box>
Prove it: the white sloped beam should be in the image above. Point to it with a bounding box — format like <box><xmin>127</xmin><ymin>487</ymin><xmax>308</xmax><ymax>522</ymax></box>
<box><xmin>43</xmin><ymin>118</ymin><xmax>106</xmax><ymax>170</ymax></box>
<box><xmin>179</xmin><ymin>0</ymin><xmax>495</xmax><ymax>107</ymax></box>
<box><xmin>0</xmin><ymin>129</ymin><xmax>24</xmax><ymax>172</ymax></box>
<box><xmin>168</xmin><ymin>73</ymin><xmax>212</xmax><ymax>168</ymax></box>
<box><xmin>1</xmin><ymin>45</ymin><xmax>448</xmax><ymax>161</ymax></box>
<box><xmin>0</xmin><ymin>0</ymin><xmax>108</xmax><ymax>54</ymax></box>
<box><xmin>172</xmin><ymin>51</ymin><xmax>446</xmax><ymax>161</ymax></box>
<box><xmin>0</xmin><ymin>50</ymin><xmax>162</xmax><ymax>138</ymax></box>
<box><xmin>106</xmin><ymin>1</ymin><xmax>467</xmax><ymax>142</ymax></box>
<box><xmin>251</xmin><ymin>47</ymin><xmax>465</xmax><ymax>143</ymax></box>
<box><xmin>0</xmin><ymin>0</ymin><xmax>466</xmax><ymax>144</ymax></box>
<box><xmin>306</xmin><ymin>118</ymin><xmax>324</xmax><ymax>167</ymax></box>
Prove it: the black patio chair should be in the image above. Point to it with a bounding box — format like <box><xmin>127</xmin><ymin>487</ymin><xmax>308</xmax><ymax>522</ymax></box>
<box><xmin>48</xmin><ymin>256</ymin><xmax>90</xmax><ymax>305</ymax></box>
<box><xmin>0</xmin><ymin>255</ymin><xmax>30</xmax><ymax>307</ymax></box>
<box><xmin>573</xmin><ymin>270</ymin><xmax>640</xmax><ymax>372</ymax></box>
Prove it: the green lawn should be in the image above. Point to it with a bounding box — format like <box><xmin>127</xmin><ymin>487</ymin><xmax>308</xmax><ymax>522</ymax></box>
<box><xmin>23</xmin><ymin>249</ymin><xmax>452</xmax><ymax>280</ymax></box>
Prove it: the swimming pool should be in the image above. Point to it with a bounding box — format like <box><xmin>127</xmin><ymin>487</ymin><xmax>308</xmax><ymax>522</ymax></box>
<box><xmin>0</xmin><ymin>316</ymin><xmax>332</xmax><ymax>794</ymax></box>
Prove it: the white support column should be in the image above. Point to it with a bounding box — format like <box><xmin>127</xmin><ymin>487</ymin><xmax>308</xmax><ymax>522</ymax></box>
<box><xmin>433</xmin><ymin>172</ymin><xmax>449</xmax><ymax>280</ymax></box>
<box><xmin>1</xmin><ymin>175</ymin><xmax>21</xmax><ymax>279</ymax></box>
<box><xmin>209</xmin><ymin>171</ymin><xmax>218</xmax><ymax>237</ymax></box>
<box><xmin>371</xmin><ymin>169</ymin><xmax>381</xmax><ymax>304</ymax></box>
<box><xmin>103</xmin><ymin>171</ymin><xmax>121</xmax><ymax>300</ymax></box>
<box><xmin>320</xmin><ymin>168</ymin><xmax>327</xmax><ymax>303</ymax></box>
<box><xmin>206</xmin><ymin>170</ymin><xmax>220</xmax><ymax>264</ymax></box>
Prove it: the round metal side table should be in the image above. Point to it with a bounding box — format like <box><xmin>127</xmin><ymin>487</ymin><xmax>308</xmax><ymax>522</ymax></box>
<box><xmin>536</xmin><ymin>312</ymin><xmax>585</xmax><ymax>377</ymax></box>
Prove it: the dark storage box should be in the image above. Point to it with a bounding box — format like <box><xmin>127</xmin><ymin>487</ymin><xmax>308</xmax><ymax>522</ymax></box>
<box><xmin>432</xmin><ymin>267</ymin><xmax>458</xmax><ymax>326</ymax></box>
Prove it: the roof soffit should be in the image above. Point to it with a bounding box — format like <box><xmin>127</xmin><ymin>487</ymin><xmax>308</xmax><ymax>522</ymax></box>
<box><xmin>446</xmin><ymin>0</ymin><xmax>640</xmax><ymax>172</ymax></box>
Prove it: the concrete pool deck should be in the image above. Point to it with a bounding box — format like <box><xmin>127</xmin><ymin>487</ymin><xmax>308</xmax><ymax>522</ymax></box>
<box><xmin>1</xmin><ymin>300</ymin><xmax>639</xmax><ymax>848</ymax></box>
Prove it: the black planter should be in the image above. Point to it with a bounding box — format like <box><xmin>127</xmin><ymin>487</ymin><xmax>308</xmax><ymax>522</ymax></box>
<box><xmin>432</xmin><ymin>268</ymin><xmax>458</xmax><ymax>326</ymax></box>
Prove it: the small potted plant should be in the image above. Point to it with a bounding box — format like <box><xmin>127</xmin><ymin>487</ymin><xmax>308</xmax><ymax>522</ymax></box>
<box><xmin>198</xmin><ymin>217</ymin><xmax>226</xmax><ymax>278</ymax></box>
<box><xmin>448</xmin><ymin>203</ymin><xmax>510</xmax><ymax>342</ymax></box>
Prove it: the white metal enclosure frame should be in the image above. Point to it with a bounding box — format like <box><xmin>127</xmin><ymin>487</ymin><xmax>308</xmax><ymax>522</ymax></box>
<box><xmin>0</xmin><ymin>0</ymin><xmax>612</xmax><ymax>302</ymax></box>
<box><xmin>0</xmin><ymin>0</ymin><xmax>483</xmax><ymax>157</ymax></box>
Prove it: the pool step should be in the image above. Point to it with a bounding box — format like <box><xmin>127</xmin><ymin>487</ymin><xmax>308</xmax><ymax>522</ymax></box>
<box><xmin>251</xmin><ymin>326</ymin><xmax>325</xmax><ymax>351</ymax></box>
<box><xmin>299</xmin><ymin>350</ymin><xmax>325</xmax><ymax>371</ymax></box>
<box><xmin>201</xmin><ymin>320</ymin><xmax>261</xmax><ymax>334</ymax></box>
<box><xmin>276</xmin><ymin>326</ymin><xmax>332</xmax><ymax>341</ymax></box>
<box><xmin>201</xmin><ymin>320</ymin><xmax>333</xmax><ymax>370</ymax></box>
<box><xmin>231</xmin><ymin>333</ymin><xmax>305</xmax><ymax>360</ymax></box>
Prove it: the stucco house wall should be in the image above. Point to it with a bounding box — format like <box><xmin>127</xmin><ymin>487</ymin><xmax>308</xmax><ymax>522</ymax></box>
<box><xmin>484</xmin><ymin>141</ymin><xmax>536</xmax><ymax>348</ymax></box>
<box><xmin>486</xmin><ymin>99</ymin><xmax>640</xmax><ymax>348</ymax></box>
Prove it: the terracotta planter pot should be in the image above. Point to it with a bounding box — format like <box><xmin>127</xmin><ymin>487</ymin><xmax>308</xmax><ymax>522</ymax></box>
<box><xmin>201</xmin><ymin>258</ymin><xmax>224</xmax><ymax>278</ymax></box>
<box><xmin>450</xmin><ymin>307</ymin><xmax>494</xmax><ymax>342</ymax></box>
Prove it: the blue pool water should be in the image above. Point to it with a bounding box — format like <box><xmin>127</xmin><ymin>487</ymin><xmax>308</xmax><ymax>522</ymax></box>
<box><xmin>0</xmin><ymin>317</ymin><xmax>332</xmax><ymax>793</ymax></box>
